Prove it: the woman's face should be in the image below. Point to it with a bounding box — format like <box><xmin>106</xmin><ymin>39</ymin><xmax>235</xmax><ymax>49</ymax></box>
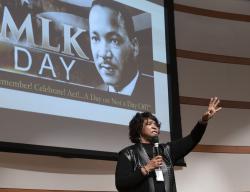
<box><xmin>140</xmin><ymin>118</ymin><xmax>160</xmax><ymax>143</ymax></box>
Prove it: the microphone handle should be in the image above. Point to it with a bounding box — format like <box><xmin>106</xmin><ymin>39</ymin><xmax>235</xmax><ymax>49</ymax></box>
<box><xmin>153</xmin><ymin>143</ymin><xmax>160</xmax><ymax>156</ymax></box>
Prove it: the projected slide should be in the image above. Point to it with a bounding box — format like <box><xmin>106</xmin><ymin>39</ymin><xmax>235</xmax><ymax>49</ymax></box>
<box><xmin>0</xmin><ymin>0</ymin><xmax>172</xmax><ymax>154</ymax></box>
<box><xmin>0</xmin><ymin>0</ymin><xmax>168</xmax><ymax>129</ymax></box>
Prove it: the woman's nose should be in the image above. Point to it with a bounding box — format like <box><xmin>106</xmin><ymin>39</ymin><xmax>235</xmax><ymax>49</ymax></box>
<box><xmin>152</xmin><ymin>126</ymin><xmax>158</xmax><ymax>130</ymax></box>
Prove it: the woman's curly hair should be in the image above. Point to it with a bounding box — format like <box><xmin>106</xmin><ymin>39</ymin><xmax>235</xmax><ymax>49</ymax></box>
<box><xmin>129</xmin><ymin>112</ymin><xmax>161</xmax><ymax>143</ymax></box>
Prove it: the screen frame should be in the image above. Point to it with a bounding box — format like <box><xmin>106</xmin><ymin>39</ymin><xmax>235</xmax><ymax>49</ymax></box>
<box><xmin>0</xmin><ymin>0</ymin><xmax>183</xmax><ymax>162</ymax></box>
<box><xmin>164</xmin><ymin>0</ymin><xmax>185</xmax><ymax>166</ymax></box>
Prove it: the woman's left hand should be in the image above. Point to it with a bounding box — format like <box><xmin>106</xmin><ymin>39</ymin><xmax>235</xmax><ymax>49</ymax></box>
<box><xmin>202</xmin><ymin>97</ymin><xmax>222</xmax><ymax>122</ymax></box>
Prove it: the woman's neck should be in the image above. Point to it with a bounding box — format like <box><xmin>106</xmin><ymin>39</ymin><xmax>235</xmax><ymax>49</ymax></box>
<box><xmin>140</xmin><ymin>137</ymin><xmax>151</xmax><ymax>144</ymax></box>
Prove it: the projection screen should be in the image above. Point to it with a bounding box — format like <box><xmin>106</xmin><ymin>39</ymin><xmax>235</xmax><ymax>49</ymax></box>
<box><xmin>0</xmin><ymin>0</ymin><xmax>181</xmax><ymax>160</ymax></box>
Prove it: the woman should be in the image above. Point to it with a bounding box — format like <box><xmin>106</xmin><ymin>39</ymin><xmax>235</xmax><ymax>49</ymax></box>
<box><xmin>115</xmin><ymin>97</ymin><xmax>222</xmax><ymax>192</ymax></box>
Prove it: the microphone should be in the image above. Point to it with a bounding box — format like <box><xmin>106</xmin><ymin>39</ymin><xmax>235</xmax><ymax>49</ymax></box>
<box><xmin>151</xmin><ymin>136</ymin><xmax>160</xmax><ymax>156</ymax></box>
<box><xmin>151</xmin><ymin>136</ymin><xmax>164</xmax><ymax>181</ymax></box>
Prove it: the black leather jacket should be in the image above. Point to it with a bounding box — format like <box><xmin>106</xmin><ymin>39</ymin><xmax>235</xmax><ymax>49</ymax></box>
<box><xmin>116</xmin><ymin>143</ymin><xmax>176</xmax><ymax>192</ymax></box>
<box><xmin>115</xmin><ymin>121</ymin><xmax>207</xmax><ymax>192</ymax></box>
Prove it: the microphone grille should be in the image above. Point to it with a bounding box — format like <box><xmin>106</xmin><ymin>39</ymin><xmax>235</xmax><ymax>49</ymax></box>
<box><xmin>151</xmin><ymin>136</ymin><xmax>159</xmax><ymax>144</ymax></box>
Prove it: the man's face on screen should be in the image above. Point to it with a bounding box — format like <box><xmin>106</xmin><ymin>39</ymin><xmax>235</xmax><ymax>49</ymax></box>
<box><xmin>89</xmin><ymin>5</ymin><xmax>139</xmax><ymax>89</ymax></box>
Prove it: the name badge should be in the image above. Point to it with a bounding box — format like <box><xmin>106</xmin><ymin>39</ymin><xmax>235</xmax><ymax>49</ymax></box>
<box><xmin>155</xmin><ymin>169</ymin><xmax>164</xmax><ymax>181</ymax></box>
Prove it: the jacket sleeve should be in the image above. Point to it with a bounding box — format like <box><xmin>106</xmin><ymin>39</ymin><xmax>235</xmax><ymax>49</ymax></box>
<box><xmin>168</xmin><ymin>121</ymin><xmax>207</xmax><ymax>163</ymax></box>
<box><xmin>115</xmin><ymin>151</ymin><xmax>147</xmax><ymax>191</ymax></box>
